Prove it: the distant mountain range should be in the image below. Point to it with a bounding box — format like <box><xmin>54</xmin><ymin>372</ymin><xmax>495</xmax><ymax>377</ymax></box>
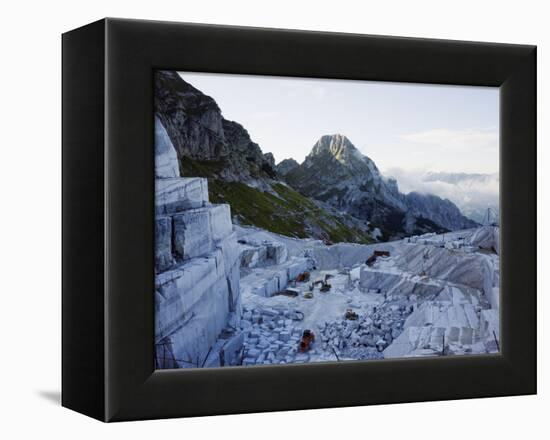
<box><xmin>280</xmin><ymin>134</ymin><xmax>477</xmax><ymax>239</ymax></box>
<box><xmin>155</xmin><ymin>70</ymin><xmax>478</xmax><ymax>242</ymax></box>
<box><xmin>385</xmin><ymin>168</ymin><xmax>499</xmax><ymax>225</ymax></box>
<box><xmin>422</xmin><ymin>172</ymin><xmax>499</xmax><ymax>224</ymax></box>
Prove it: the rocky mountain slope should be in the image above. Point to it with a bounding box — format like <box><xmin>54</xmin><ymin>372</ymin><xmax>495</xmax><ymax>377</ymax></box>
<box><xmin>276</xmin><ymin>158</ymin><xmax>299</xmax><ymax>175</ymax></box>
<box><xmin>155</xmin><ymin>71</ymin><xmax>374</xmax><ymax>244</ymax></box>
<box><xmin>422</xmin><ymin>171</ymin><xmax>499</xmax><ymax>224</ymax></box>
<box><xmin>282</xmin><ymin>134</ymin><xmax>477</xmax><ymax>239</ymax></box>
<box><xmin>155</xmin><ymin>70</ymin><xmax>277</xmax><ymax>182</ymax></box>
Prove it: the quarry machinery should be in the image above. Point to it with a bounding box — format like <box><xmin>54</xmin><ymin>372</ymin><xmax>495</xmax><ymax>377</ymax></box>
<box><xmin>299</xmin><ymin>329</ymin><xmax>315</xmax><ymax>352</ymax></box>
<box><xmin>366</xmin><ymin>250</ymin><xmax>390</xmax><ymax>267</ymax></box>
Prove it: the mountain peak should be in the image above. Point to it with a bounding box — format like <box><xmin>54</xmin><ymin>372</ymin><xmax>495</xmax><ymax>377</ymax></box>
<box><xmin>304</xmin><ymin>134</ymin><xmax>380</xmax><ymax>178</ymax></box>
<box><xmin>310</xmin><ymin>134</ymin><xmax>358</xmax><ymax>159</ymax></box>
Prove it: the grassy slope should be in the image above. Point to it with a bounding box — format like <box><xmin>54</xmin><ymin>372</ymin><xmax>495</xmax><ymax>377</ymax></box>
<box><xmin>180</xmin><ymin>156</ymin><xmax>373</xmax><ymax>244</ymax></box>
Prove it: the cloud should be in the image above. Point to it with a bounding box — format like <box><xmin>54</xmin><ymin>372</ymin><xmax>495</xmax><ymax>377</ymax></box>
<box><xmin>385</xmin><ymin>167</ymin><xmax>499</xmax><ymax>223</ymax></box>
<box><xmin>400</xmin><ymin>128</ymin><xmax>498</xmax><ymax>153</ymax></box>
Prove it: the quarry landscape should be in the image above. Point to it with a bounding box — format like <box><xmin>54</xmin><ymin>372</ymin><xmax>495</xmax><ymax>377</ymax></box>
<box><xmin>154</xmin><ymin>71</ymin><xmax>500</xmax><ymax>369</ymax></box>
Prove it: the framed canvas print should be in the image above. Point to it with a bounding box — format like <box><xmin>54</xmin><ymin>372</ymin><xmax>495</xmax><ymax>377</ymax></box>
<box><xmin>62</xmin><ymin>18</ymin><xmax>536</xmax><ymax>422</ymax></box>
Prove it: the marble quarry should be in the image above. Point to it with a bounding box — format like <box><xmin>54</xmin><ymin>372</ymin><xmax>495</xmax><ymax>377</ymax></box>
<box><xmin>154</xmin><ymin>119</ymin><xmax>500</xmax><ymax>368</ymax></box>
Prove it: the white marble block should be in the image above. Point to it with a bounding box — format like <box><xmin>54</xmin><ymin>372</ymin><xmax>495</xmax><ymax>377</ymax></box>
<box><xmin>155</xmin><ymin>216</ymin><xmax>173</xmax><ymax>272</ymax></box>
<box><xmin>172</xmin><ymin>208</ymin><xmax>213</xmax><ymax>260</ymax></box>
<box><xmin>155</xmin><ymin>177</ymin><xmax>209</xmax><ymax>215</ymax></box>
<box><xmin>359</xmin><ymin>268</ymin><xmax>402</xmax><ymax>292</ymax></box>
<box><xmin>266</xmin><ymin>242</ymin><xmax>288</xmax><ymax>264</ymax></box>
<box><xmin>155</xmin><ymin>116</ymin><xmax>180</xmax><ymax>178</ymax></box>
<box><xmin>155</xmin><ymin>250</ymin><xmax>226</xmax><ymax>336</ymax></box>
<box><xmin>209</xmin><ymin>204</ymin><xmax>233</xmax><ymax>242</ymax></box>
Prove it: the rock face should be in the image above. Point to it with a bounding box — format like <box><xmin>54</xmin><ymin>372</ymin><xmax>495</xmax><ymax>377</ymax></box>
<box><xmin>284</xmin><ymin>134</ymin><xmax>477</xmax><ymax>238</ymax></box>
<box><xmin>154</xmin><ymin>118</ymin><xmax>243</xmax><ymax>369</ymax></box>
<box><xmin>276</xmin><ymin>158</ymin><xmax>299</xmax><ymax>176</ymax></box>
<box><xmin>155</xmin><ymin>115</ymin><xmax>180</xmax><ymax>178</ymax></box>
<box><xmin>154</xmin><ymin>70</ymin><xmax>276</xmax><ymax>182</ymax></box>
<box><xmin>405</xmin><ymin>192</ymin><xmax>477</xmax><ymax>232</ymax></box>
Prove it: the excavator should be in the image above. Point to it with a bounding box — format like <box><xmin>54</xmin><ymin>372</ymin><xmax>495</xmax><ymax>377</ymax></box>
<box><xmin>312</xmin><ymin>274</ymin><xmax>332</xmax><ymax>292</ymax></box>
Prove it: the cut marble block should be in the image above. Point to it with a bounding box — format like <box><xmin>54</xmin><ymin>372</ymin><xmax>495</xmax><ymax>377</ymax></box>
<box><xmin>172</xmin><ymin>204</ymin><xmax>233</xmax><ymax>260</ymax></box>
<box><xmin>266</xmin><ymin>242</ymin><xmax>288</xmax><ymax>265</ymax></box>
<box><xmin>217</xmin><ymin>234</ymin><xmax>241</xmax><ymax>315</ymax></box>
<box><xmin>359</xmin><ymin>267</ymin><xmax>444</xmax><ymax>298</ymax></box>
<box><xmin>239</xmin><ymin>240</ymin><xmax>289</xmax><ymax>268</ymax></box>
<box><xmin>274</xmin><ymin>268</ymin><xmax>288</xmax><ymax>291</ymax></box>
<box><xmin>155</xmin><ymin>225</ymin><xmax>244</xmax><ymax>365</ymax></box>
<box><xmin>155</xmin><ymin>215</ymin><xmax>173</xmax><ymax>272</ymax></box>
<box><xmin>155</xmin><ymin>250</ymin><xmax>226</xmax><ymax>338</ymax></box>
<box><xmin>405</xmin><ymin>302</ymin><xmax>480</xmax><ymax>330</ymax></box>
<box><xmin>240</xmin><ymin>257</ymin><xmax>309</xmax><ymax>297</ymax></box>
<box><xmin>359</xmin><ymin>268</ymin><xmax>403</xmax><ymax>292</ymax></box>
<box><xmin>172</xmin><ymin>209</ymin><xmax>213</xmax><ymax>260</ymax></box>
<box><xmin>155</xmin><ymin>177</ymin><xmax>209</xmax><ymax>215</ymax></box>
<box><xmin>216</xmin><ymin>232</ymin><xmax>241</xmax><ymax>273</ymax></box>
<box><xmin>240</xmin><ymin>246</ymin><xmax>266</xmax><ymax>268</ymax></box>
<box><xmin>209</xmin><ymin>204</ymin><xmax>233</xmax><ymax>242</ymax></box>
<box><xmin>155</xmin><ymin>116</ymin><xmax>180</xmax><ymax>179</ymax></box>
<box><xmin>167</xmin><ymin>289</ymin><xmax>231</xmax><ymax>367</ymax></box>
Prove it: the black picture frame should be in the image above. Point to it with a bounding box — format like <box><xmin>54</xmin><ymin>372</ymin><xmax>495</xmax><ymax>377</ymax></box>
<box><xmin>62</xmin><ymin>18</ymin><xmax>536</xmax><ymax>422</ymax></box>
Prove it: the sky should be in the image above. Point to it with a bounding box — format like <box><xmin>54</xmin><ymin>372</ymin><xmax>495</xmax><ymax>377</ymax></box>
<box><xmin>178</xmin><ymin>72</ymin><xmax>499</xmax><ymax>175</ymax></box>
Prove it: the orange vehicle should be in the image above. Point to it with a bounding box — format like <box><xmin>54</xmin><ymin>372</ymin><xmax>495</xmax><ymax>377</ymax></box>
<box><xmin>366</xmin><ymin>250</ymin><xmax>391</xmax><ymax>267</ymax></box>
<box><xmin>299</xmin><ymin>329</ymin><xmax>315</xmax><ymax>352</ymax></box>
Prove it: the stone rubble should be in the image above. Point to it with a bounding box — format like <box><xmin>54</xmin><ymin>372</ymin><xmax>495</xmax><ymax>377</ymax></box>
<box><xmin>239</xmin><ymin>305</ymin><xmax>308</xmax><ymax>365</ymax></box>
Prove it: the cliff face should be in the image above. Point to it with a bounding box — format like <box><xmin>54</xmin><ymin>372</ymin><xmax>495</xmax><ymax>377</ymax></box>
<box><xmin>154</xmin><ymin>71</ymin><xmax>276</xmax><ymax>182</ymax></box>
<box><xmin>276</xmin><ymin>158</ymin><xmax>299</xmax><ymax>176</ymax></box>
<box><xmin>284</xmin><ymin>134</ymin><xmax>477</xmax><ymax>238</ymax></box>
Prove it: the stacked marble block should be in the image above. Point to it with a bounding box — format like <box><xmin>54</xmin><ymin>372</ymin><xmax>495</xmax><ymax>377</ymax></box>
<box><xmin>154</xmin><ymin>117</ymin><xmax>243</xmax><ymax>368</ymax></box>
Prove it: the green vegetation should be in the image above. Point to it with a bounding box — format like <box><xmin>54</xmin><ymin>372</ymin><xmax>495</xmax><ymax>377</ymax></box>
<box><xmin>180</xmin><ymin>156</ymin><xmax>373</xmax><ymax>244</ymax></box>
<box><xmin>179</xmin><ymin>156</ymin><xmax>227</xmax><ymax>177</ymax></box>
<box><xmin>211</xmin><ymin>181</ymin><xmax>373</xmax><ymax>243</ymax></box>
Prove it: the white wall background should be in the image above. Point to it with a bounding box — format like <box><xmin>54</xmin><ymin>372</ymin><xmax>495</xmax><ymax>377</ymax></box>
<box><xmin>0</xmin><ymin>0</ymin><xmax>546</xmax><ymax>437</ymax></box>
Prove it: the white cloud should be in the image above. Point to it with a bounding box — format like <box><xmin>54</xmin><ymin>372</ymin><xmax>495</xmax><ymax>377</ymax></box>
<box><xmin>401</xmin><ymin>128</ymin><xmax>498</xmax><ymax>152</ymax></box>
<box><xmin>385</xmin><ymin>167</ymin><xmax>499</xmax><ymax>223</ymax></box>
